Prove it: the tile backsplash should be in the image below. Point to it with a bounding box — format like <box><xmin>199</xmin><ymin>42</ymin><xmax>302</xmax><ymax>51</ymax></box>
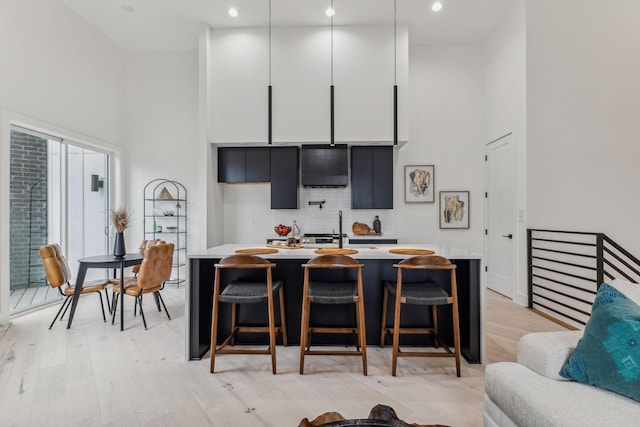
<box><xmin>272</xmin><ymin>186</ymin><xmax>393</xmax><ymax>237</ymax></box>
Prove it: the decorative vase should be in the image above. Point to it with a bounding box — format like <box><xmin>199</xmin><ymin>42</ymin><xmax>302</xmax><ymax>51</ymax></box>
<box><xmin>373</xmin><ymin>216</ymin><xmax>382</xmax><ymax>234</ymax></box>
<box><xmin>113</xmin><ymin>232</ymin><xmax>126</xmax><ymax>258</ymax></box>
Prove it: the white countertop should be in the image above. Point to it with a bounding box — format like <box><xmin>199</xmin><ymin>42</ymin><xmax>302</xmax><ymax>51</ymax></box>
<box><xmin>188</xmin><ymin>243</ymin><xmax>483</xmax><ymax>260</ymax></box>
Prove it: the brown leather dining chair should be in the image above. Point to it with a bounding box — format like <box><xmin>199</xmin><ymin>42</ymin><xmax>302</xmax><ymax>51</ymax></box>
<box><xmin>111</xmin><ymin>242</ymin><xmax>174</xmax><ymax>329</ymax></box>
<box><xmin>39</xmin><ymin>243</ymin><xmax>110</xmax><ymax>329</ymax></box>
<box><xmin>109</xmin><ymin>239</ymin><xmax>164</xmax><ymax>314</ymax></box>
<box><xmin>210</xmin><ymin>254</ymin><xmax>287</xmax><ymax>374</ymax></box>
<box><xmin>109</xmin><ymin>239</ymin><xmax>163</xmax><ymax>283</ymax></box>
<box><xmin>299</xmin><ymin>254</ymin><xmax>367</xmax><ymax>375</ymax></box>
<box><xmin>380</xmin><ymin>255</ymin><xmax>461</xmax><ymax>377</ymax></box>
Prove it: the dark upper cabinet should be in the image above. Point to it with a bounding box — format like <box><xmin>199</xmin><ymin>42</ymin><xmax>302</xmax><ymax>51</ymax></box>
<box><xmin>270</xmin><ymin>146</ymin><xmax>299</xmax><ymax>209</ymax></box>
<box><xmin>372</xmin><ymin>146</ymin><xmax>393</xmax><ymax>208</ymax></box>
<box><xmin>218</xmin><ymin>147</ymin><xmax>270</xmax><ymax>183</ymax></box>
<box><xmin>351</xmin><ymin>147</ymin><xmax>373</xmax><ymax>208</ymax></box>
<box><xmin>351</xmin><ymin>146</ymin><xmax>393</xmax><ymax>209</ymax></box>
<box><xmin>218</xmin><ymin>147</ymin><xmax>245</xmax><ymax>182</ymax></box>
<box><xmin>246</xmin><ymin>148</ymin><xmax>271</xmax><ymax>182</ymax></box>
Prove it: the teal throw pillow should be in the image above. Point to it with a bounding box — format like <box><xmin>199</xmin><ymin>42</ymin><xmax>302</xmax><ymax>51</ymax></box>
<box><xmin>560</xmin><ymin>282</ymin><xmax>640</xmax><ymax>401</ymax></box>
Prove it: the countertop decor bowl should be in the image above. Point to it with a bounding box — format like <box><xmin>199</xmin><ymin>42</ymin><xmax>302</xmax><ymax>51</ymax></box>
<box><xmin>274</xmin><ymin>225</ymin><xmax>292</xmax><ymax>236</ymax></box>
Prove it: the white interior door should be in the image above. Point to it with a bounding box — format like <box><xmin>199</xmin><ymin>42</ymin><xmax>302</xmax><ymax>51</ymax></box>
<box><xmin>486</xmin><ymin>133</ymin><xmax>516</xmax><ymax>298</ymax></box>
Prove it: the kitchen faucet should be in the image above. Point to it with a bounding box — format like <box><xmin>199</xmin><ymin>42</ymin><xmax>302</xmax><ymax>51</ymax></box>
<box><xmin>339</xmin><ymin>210</ymin><xmax>343</xmax><ymax>248</ymax></box>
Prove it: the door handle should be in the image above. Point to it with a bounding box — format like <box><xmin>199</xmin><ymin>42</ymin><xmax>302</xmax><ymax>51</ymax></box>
<box><xmin>502</xmin><ymin>233</ymin><xmax>513</xmax><ymax>239</ymax></box>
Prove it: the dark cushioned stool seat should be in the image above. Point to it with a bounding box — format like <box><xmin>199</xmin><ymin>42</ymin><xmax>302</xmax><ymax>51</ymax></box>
<box><xmin>308</xmin><ymin>280</ymin><xmax>357</xmax><ymax>304</ymax></box>
<box><xmin>220</xmin><ymin>280</ymin><xmax>284</xmax><ymax>304</ymax></box>
<box><xmin>384</xmin><ymin>281</ymin><xmax>449</xmax><ymax>306</ymax></box>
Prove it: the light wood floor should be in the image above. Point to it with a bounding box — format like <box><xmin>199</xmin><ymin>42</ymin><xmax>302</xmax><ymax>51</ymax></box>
<box><xmin>0</xmin><ymin>287</ymin><xmax>567</xmax><ymax>426</ymax></box>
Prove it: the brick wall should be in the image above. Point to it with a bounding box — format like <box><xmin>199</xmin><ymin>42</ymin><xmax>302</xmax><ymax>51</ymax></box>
<box><xmin>10</xmin><ymin>130</ymin><xmax>48</xmax><ymax>288</ymax></box>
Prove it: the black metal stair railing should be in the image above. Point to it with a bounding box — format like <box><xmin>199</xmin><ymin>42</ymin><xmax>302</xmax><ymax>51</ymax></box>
<box><xmin>528</xmin><ymin>229</ymin><xmax>640</xmax><ymax>328</ymax></box>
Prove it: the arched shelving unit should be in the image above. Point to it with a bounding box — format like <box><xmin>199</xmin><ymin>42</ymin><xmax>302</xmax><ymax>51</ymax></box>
<box><xmin>143</xmin><ymin>179</ymin><xmax>187</xmax><ymax>286</ymax></box>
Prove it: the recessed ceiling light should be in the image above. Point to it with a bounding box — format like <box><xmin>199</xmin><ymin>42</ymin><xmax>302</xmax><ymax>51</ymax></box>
<box><xmin>325</xmin><ymin>8</ymin><xmax>335</xmax><ymax>17</ymax></box>
<box><xmin>121</xmin><ymin>4</ymin><xmax>134</xmax><ymax>13</ymax></box>
<box><xmin>432</xmin><ymin>2</ymin><xmax>443</xmax><ymax>12</ymax></box>
<box><xmin>228</xmin><ymin>8</ymin><xmax>238</xmax><ymax>17</ymax></box>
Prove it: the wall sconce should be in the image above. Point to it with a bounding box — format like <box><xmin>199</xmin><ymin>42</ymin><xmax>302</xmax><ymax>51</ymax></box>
<box><xmin>91</xmin><ymin>174</ymin><xmax>104</xmax><ymax>192</ymax></box>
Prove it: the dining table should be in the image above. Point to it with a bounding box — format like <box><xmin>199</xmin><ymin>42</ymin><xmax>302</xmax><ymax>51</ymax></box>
<box><xmin>67</xmin><ymin>253</ymin><xmax>144</xmax><ymax>330</ymax></box>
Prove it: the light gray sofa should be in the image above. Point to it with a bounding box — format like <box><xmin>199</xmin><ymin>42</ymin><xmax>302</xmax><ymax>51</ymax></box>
<box><xmin>484</xmin><ymin>279</ymin><xmax>640</xmax><ymax>427</ymax></box>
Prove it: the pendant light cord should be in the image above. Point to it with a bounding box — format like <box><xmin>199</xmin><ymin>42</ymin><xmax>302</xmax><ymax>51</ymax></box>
<box><xmin>269</xmin><ymin>0</ymin><xmax>272</xmax><ymax>85</ymax></box>
<box><xmin>268</xmin><ymin>0</ymin><xmax>272</xmax><ymax>145</ymax></box>
<box><xmin>330</xmin><ymin>0</ymin><xmax>335</xmax><ymax>146</ymax></box>
<box><xmin>393</xmin><ymin>0</ymin><xmax>398</xmax><ymax>146</ymax></box>
<box><xmin>331</xmin><ymin>0</ymin><xmax>334</xmax><ymax>85</ymax></box>
<box><xmin>394</xmin><ymin>0</ymin><xmax>397</xmax><ymax>86</ymax></box>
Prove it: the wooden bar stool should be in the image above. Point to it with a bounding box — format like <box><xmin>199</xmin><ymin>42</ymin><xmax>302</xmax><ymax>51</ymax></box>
<box><xmin>299</xmin><ymin>254</ymin><xmax>367</xmax><ymax>375</ymax></box>
<box><xmin>380</xmin><ymin>255</ymin><xmax>461</xmax><ymax>377</ymax></box>
<box><xmin>209</xmin><ymin>254</ymin><xmax>287</xmax><ymax>374</ymax></box>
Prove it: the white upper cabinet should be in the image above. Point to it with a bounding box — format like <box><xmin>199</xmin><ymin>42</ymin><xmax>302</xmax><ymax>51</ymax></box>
<box><xmin>208</xmin><ymin>25</ymin><xmax>408</xmax><ymax>144</ymax></box>
<box><xmin>333</xmin><ymin>26</ymin><xmax>408</xmax><ymax>143</ymax></box>
<box><xmin>210</xmin><ymin>29</ymin><xmax>269</xmax><ymax>143</ymax></box>
<box><xmin>272</xmin><ymin>27</ymin><xmax>331</xmax><ymax>143</ymax></box>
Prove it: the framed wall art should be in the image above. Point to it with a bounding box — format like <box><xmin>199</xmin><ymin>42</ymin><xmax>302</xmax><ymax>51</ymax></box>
<box><xmin>404</xmin><ymin>165</ymin><xmax>434</xmax><ymax>203</ymax></box>
<box><xmin>439</xmin><ymin>191</ymin><xmax>469</xmax><ymax>229</ymax></box>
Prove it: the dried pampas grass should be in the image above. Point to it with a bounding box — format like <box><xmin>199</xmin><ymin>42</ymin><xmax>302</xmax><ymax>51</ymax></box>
<box><xmin>110</xmin><ymin>207</ymin><xmax>131</xmax><ymax>233</ymax></box>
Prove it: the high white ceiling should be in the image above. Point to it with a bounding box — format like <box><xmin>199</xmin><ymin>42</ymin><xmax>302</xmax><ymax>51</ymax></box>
<box><xmin>60</xmin><ymin>0</ymin><xmax>514</xmax><ymax>52</ymax></box>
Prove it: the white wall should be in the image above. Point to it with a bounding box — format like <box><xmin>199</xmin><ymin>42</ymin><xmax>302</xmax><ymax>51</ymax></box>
<box><xmin>202</xmin><ymin>26</ymin><xmax>222</xmax><ymax>248</ymax></box>
<box><xmin>124</xmin><ymin>52</ymin><xmax>200</xmax><ymax>252</ymax></box>
<box><xmin>527</xmin><ymin>0</ymin><xmax>640</xmax><ymax>256</ymax></box>
<box><xmin>398</xmin><ymin>45</ymin><xmax>485</xmax><ymax>252</ymax></box>
<box><xmin>0</xmin><ymin>0</ymin><xmax>125</xmax><ymax>143</ymax></box>
<box><xmin>483</xmin><ymin>1</ymin><xmax>526</xmax><ymax>142</ymax></box>
<box><xmin>0</xmin><ymin>0</ymin><xmax>125</xmax><ymax>323</ymax></box>
<box><xmin>483</xmin><ymin>0</ymin><xmax>527</xmax><ymax>304</ymax></box>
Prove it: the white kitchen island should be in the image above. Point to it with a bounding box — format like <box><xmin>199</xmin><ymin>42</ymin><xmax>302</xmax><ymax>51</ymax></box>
<box><xmin>187</xmin><ymin>243</ymin><xmax>484</xmax><ymax>363</ymax></box>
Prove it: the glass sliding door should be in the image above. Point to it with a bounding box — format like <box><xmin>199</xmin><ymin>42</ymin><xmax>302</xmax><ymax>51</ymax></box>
<box><xmin>65</xmin><ymin>144</ymin><xmax>110</xmax><ymax>280</ymax></box>
<box><xmin>9</xmin><ymin>126</ymin><xmax>110</xmax><ymax>315</ymax></box>
<box><xmin>9</xmin><ymin>128</ymin><xmax>51</xmax><ymax>312</ymax></box>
